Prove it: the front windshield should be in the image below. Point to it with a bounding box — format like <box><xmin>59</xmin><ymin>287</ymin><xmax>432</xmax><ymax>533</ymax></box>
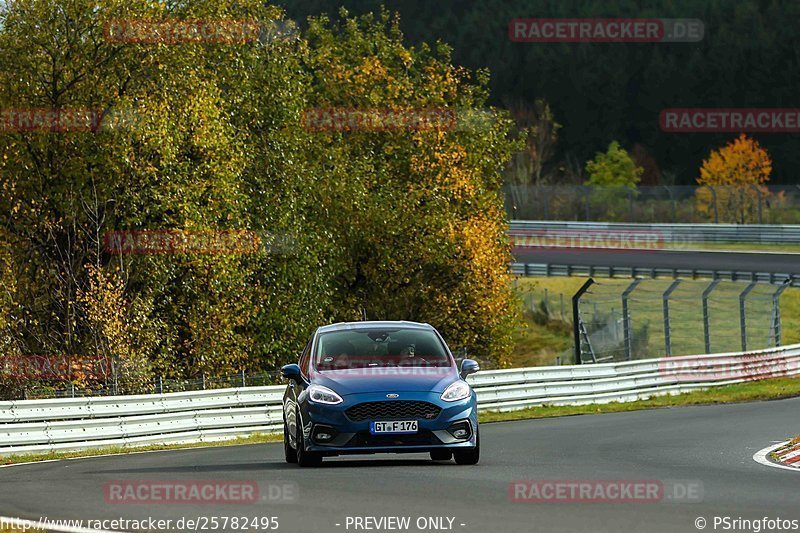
<box><xmin>315</xmin><ymin>328</ymin><xmax>451</xmax><ymax>370</ymax></box>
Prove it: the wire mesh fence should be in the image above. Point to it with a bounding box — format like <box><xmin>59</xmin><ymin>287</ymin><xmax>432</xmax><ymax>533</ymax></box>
<box><xmin>575</xmin><ymin>278</ymin><xmax>788</xmax><ymax>364</ymax></box>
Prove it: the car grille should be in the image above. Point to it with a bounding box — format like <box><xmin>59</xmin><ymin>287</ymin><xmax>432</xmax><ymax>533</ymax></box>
<box><xmin>345</xmin><ymin>401</ymin><xmax>441</xmax><ymax>422</ymax></box>
<box><xmin>347</xmin><ymin>430</ymin><xmax>441</xmax><ymax>447</ymax></box>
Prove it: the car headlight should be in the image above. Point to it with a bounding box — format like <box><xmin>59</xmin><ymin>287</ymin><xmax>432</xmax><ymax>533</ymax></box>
<box><xmin>440</xmin><ymin>380</ymin><xmax>471</xmax><ymax>402</ymax></box>
<box><xmin>308</xmin><ymin>385</ymin><xmax>343</xmax><ymax>405</ymax></box>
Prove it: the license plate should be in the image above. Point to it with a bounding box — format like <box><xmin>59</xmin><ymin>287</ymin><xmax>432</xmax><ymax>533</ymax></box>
<box><xmin>370</xmin><ymin>420</ymin><xmax>418</xmax><ymax>434</ymax></box>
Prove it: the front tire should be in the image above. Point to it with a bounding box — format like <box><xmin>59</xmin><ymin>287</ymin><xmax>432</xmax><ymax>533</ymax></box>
<box><xmin>283</xmin><ymin>419</ymin><xmax>297</xmax><ymax>464</ymax></box>
<box><xmin>453</xmin><ymin>428</ymin><xmax>480</xmax><ymax>465</ymax></box>
<box><xmin>295</xmin><ymin>412</ymin><xmax>323</xmax><ymax>467</ymax></box>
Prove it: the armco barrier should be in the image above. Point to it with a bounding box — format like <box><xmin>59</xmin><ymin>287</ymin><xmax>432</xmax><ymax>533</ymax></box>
<box><xmin>508</xmin><ymin>220</ymin><xmax>800</xmax><ymax>245</ymax></box>
<box><xmin>511</xmin><ymin>262</ymin><xmax>800</xmax><ymax>286</ymax></box>
<box><xmin>0</xmin><ymin>344</ymin><xmax>798</xmax><ymax>456</ymax></box>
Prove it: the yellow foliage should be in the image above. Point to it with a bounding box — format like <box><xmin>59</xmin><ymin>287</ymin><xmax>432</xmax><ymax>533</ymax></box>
<box><xmin>695</xmin><ymin>134</ymin><xmax>773</xmax><ymax>223</ymax></box>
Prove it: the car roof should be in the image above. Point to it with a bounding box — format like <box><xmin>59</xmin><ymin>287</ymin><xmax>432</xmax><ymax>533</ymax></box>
<box><xmin>316</xmin><ymin>320</ymin><xmax>434</xmax><ymax>334</ymax></box>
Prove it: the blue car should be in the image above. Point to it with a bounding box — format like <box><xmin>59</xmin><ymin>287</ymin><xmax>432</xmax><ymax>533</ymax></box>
<box><xmin>281</xmin><ymin>321</ymin><xmax>480</xmax><ymax>467</ymax></box>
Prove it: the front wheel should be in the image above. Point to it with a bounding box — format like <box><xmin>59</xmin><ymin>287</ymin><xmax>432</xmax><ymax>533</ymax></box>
<box><xmin>295</xmin><ymin>413</ymin><xmax>323</xmax><ymax>467</ymax></box>
<box><xmin>453</xmin><ymin>428</ymin><xmax>480</xmax><ymax>465</ymax></box>
<box><xmin>283</xmin><ymin>419</ymin><xmax>297</xmax><ymax>464</ymax></box>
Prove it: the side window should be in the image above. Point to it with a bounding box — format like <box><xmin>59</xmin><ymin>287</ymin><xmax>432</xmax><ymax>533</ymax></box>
<box><xmin>299</xmin><ymin>337</ymin><xmax>312</xmax><ymax>379</ymax></box>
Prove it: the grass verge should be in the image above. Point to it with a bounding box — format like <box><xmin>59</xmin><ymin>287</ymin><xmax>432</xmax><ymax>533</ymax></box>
<box><xmin>512</xmin><ymin>276</ymin><xmax>800</xmax><ymax>363</ymax></box>
<box><xmin>0</xmin><ymin>432</ymin><xmax>281</xmax><ymax>467</ymax></box>
<box><xmin>478</xmin><ymin>376</ymin><xmax>800</xmax><ymax>423</ymax></box>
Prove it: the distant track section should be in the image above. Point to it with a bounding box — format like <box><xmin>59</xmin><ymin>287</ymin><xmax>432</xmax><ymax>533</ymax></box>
<box><xmin>512</xmin><ymin>247</ymin><xmax>800</xmax><ymax>275</ymax></box>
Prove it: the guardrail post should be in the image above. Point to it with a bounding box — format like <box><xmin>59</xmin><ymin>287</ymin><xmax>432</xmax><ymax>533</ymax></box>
<box><xmin>622</xmin><ymin>279</ymin><xmax>642</xmax><ymax>360</ymax></box>
<box><xmin>702</xmin><ymin>280</ymin><xmax>721</xmax><ymax>354</ymax></box>
<box><xmin>662</xmin><ymin>280</ymin><xmax>682</xmax><ymax>357</ymax></box>
<box><xmin>739</xmin><ymin>281</ymin><xmax>758</xmax><ymax>351</ymax></box>
<box><xmin>573</xmin><ymin>278</ymin><xmax>595</xmax><ymax>364</ymax></box>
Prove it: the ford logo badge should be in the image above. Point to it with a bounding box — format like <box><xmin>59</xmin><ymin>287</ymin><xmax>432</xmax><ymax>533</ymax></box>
<box><xmin>386</xmin><ymin>393</ymin><xmax>399</xmax><ymax>399</ymax></box>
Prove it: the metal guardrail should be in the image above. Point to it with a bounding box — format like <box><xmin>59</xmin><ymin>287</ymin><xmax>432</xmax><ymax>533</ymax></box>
<box><xmin>508</xmin><ymin>220</ymin><xmax>800</xmax><ymax>245</ymax></box>
<box><xmin>511</xmin><ymin>262</ymin><xmax>800</xmax><ymax>287</ymax></box>
<box><xmin>1</xmin><ymin>344</ymin><xmax>798</xmax><ymax>456</ymax></box>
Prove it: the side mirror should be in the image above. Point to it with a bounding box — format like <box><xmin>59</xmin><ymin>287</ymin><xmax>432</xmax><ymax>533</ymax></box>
<box><xmin>281</xmin><ymin>363</ymin><xmax>302</xmax><ymax>382</ymax></box>
<box><xmin>460</xmin><ymin>359</ymin><xmax>480</xmax><ymax>379</ymax></box>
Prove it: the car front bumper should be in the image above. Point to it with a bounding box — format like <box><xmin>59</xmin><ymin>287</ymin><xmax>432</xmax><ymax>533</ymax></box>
<box><xmin>300</xmin><ymin>390</ymin><xmax>478</xmax><ymax>454</ymax></box>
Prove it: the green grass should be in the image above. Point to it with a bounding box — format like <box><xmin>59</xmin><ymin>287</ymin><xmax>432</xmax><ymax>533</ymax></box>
<box><xmin>510</xmin><ymin>276</ymin><xmax>800</xmax><ymax>366</ymax></box>
<box><xmin>0</xmin><ymin>432</ymin><xmax>281</xmax><ymax>466</ymax></box>
<box><xmin>478</xmin><ymin>376</ymin><xmax>800</xmax><ymax>423</ymax></box>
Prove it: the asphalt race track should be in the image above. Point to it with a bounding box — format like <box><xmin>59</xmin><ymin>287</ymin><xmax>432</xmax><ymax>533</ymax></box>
<box><xmin>1</xmin><ymin>397</ymin><xmax>798</xmax><ymax>533</ymax></box>
<box><xmin>513</xmin><ymin>247</ymin><xmax>800</xmax><ymax>275</ymax></box>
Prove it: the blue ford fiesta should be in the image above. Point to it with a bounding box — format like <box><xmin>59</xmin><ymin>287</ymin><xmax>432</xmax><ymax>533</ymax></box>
<box><xmin>281</xmin><ymin>321</ymin><xmax>480</xmax><ymax>467</ymax></box>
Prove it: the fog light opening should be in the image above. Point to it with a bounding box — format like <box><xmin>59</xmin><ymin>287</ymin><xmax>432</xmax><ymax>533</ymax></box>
<box><xmin>312</xmin><ymin>425</ymin><xmax>337</xmax><ymax>443</ymax></box>
<box><xmin>447</xmin><ymin>420</ymin><xmax>472</xmax><ymax>440</ymax></box>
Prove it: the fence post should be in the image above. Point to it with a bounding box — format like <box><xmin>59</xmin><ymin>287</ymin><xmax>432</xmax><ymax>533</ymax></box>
<box><xmin>622</xmin><ymin>279</ymin><xmax>642</xmax><ymax>360</ymax></box>
<box><xmin>663</xmin><ymin>185</ymin><xmax>677</xmax><ymax>222</ymax></box>
<box><xmin>627</xmin><ymin>186</ymin><xmax>635</xmax><ymax>222</ymax></box>
<box><xmin>771</xmin><ymin>279</ymin><xmax>791</xmax><ymax>346</ymax></box>
<box><xmin>702</xmin><ymin>279</ymin><xmax>721</xmax><ymax>354</ymax></box>
<box><xmin>241</xmin><ymin>369</ymin><xmax>246</xmax><ymax>388</ymax></box>
<box><xmin>739</xmin><ymin>281</ymin><xmax>757</xmax><ymax>351</ymax></box>
<box><xmin>611</xmin><ymin>308</ymin><xmax>618</xmax><ymax>340</ymax></box>
<box><xmin>751</xmin><ymin>185</ymin><xmax>763</xmax><ymax>224</ymax></box>
<box><xmin>542</xmin><ymin>187</ymin><xmax>550</xmax><ymax>220</ymax></box>
<box><xmin>572</xmin><ymin>278</ymin><xmax>595</xmax><ymax>364</ymax></box>
<box><xmin>582</xmin><ymin>186</ymin><xmax>591</xmax><ymax>221</ymax></box>
<box><xmin>158</xmin><ymin>376</ymin><xmax>163</xmax><ymax>395</ymax></box>
<box><xmin>544</xmin><ymin>288</ymin><xmax>549</xmax><ymax>317</ymax></box>
<box><xmin>705</xmin><ymin>185</ymin><xmax>719</xmax><ymax>223</ymax></box>
<box><xmin>662</xmin><ymin>280</ymin><xmax>682</xmax><ymax>357</ymax></box>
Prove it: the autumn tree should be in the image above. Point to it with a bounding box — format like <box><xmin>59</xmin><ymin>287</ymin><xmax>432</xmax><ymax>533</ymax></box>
<box><xmin>0</xmin><ymin>0</ymin><xmax>521</xmax><ymax>394</ymax></box>
<box><xmin>301</xmin><ymin>9</ymin><xmax>522</xmax><ymax>364</ymax></box>
<box><xmin>696</xmin><ymin>134</ymin><xmax>772</xmax><ymax>224</ymax></box>
<box><xmin>584</xmin><ymin>141</ymin><xmax>643</xmax><ymax>221</ymax></box>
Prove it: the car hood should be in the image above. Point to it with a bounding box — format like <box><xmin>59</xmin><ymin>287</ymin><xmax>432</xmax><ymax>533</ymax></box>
<box><xmin>311</xmin><ymin>367</ymin><xmax>458</xmax><ymax>395</ymax></box>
